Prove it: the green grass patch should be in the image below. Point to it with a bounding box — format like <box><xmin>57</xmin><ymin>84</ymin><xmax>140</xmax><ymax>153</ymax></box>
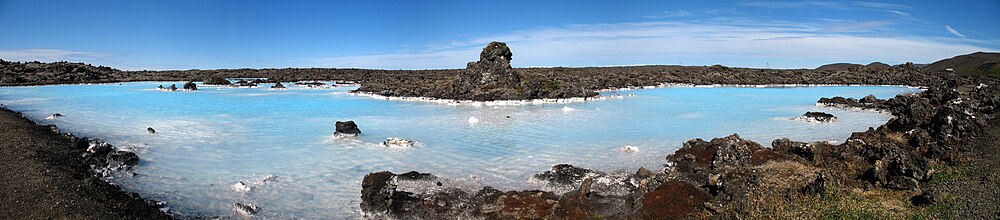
<box><xmin>927</xmin><ymin>163</ymin><xmax>964</xmax><ymax>186</ymax></box>
<box><xmin>741</xmin><ymin>185</ymin><xmax>955</xmax><ymax>219</ymax></box>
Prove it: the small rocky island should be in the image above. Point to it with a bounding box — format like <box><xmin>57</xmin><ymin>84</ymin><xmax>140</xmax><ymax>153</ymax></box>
<box><xmin>353</xmin><ymin>42</ymin><xmax>597</xmax><ymax>101</ymax></box>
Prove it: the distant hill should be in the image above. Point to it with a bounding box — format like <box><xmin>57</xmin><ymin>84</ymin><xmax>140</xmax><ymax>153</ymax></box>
<box><xmin>923</xmin><ymin>52</ymin><xmax>1000</xmax><ymax>75</ymax></box>
<box><xmin>0</xmin><ymin>60</ymin><xmax>122</xmax><ymax>85</ymax></box>
<box><xmin>861</xmin><ymin>62</ymin><xmax>892</xmax><ymax>71</ymax></box>
<box><xmin>815</xmin><ymin>63</ymin><xmax>862</xmax><ymax>71</ymax></box>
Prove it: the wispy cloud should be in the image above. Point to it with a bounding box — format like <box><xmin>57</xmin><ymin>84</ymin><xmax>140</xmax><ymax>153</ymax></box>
<box><xmin>824</xmin><ymin>20</ymin><xmax>894</xmax><ymax>32</ymax></box>
<box><xmin>945</xmin><ymin>25</ymin><xmax>967</xmax><ymax>38</ymax></box>
<box><xmin>298</xmin><ymin>20</ymin><xmax>994</xmax><ymax>69</ymax></box>
<box><xmin>643</xmin><ymin>10</ymin><xmax>695</xmax><ymax>19</ymax></box>
<box><xmin>0</xmin><ymin>49</ymin><xmax>112</xmax><ymax>62</ymax></box>
<box><xmin>740</xmin><ymin>1</ymin><xmax>844</xmax><ymax>9</ymax></box>
<box><xmin>743</xmin><ymin>1</ymin><xmax>915</xmax><ymax>19</ymax></box>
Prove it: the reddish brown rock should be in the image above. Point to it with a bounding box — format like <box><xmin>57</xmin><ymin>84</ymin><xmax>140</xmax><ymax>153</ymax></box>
<box><xmin>642</xmin><ymin>180</ymin><xmax>711</xmax><ymax>219</ymax></box>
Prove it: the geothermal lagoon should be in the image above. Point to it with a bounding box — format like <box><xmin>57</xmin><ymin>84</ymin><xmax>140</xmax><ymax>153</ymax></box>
<box><xmin>0</xmin><ymin>82</ymin><xmax>920</xmax><ymax>218</ymax></box>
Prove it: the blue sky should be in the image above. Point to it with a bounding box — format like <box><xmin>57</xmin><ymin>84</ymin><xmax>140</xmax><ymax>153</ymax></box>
<box><xmin>0</xmin><ymin>0</ymin><xmax>997</xmax><ymax>70</ymax></box>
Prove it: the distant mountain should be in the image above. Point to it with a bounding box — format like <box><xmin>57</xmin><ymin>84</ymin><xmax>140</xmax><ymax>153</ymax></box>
<box><xmin>923</xmin><ymin>52</ymin><xmax>1000</xmax><ymax>76</ymax></box>
<box><xmin>815</xmin><ymin>62</ymin><xmax>916</xmax><ymax>72</ymax></box>
<box><xmin>815</xmin><ymin>63</ymin><xmax>862</xmax><ymax>71</ymax></box>
<box><xmin>861</xmin><ymin>62</ymin><xmax>892</xmax><ymax>71</ymax></box>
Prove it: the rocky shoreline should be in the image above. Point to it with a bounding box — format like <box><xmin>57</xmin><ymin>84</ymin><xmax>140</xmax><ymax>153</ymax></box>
<box><xmin>357</xmin><ymin>76</ymin><xmax>1000</xmax><ymax>219</ymax></box>
<box><xmin>0</xmin><ymin>107</ymin><xmax>171</xmax><ymax>219</ymax></box>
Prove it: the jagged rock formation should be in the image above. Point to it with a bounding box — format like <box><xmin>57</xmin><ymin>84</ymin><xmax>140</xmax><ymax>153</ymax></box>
<box><xmin>464</xmin><ymin>41</ymin><xmax>519</xmax><ymax>86</ymax></box>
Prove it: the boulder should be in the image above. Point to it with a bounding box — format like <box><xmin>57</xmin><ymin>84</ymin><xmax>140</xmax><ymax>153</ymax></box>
<box><xmin>334</xmin><ymin>121</ymin><xmax>361</xmax><ymax>136</ymax></box>
<box><xmin>182</xmin><ymin>81</ymin><xmax>198</xmax><ymax>90</ymax></box>
<box><xmin>271</xmin><ymin>82</ymin><xmax>286</xmax><ymax>89</ymax></box>
<box><xmin>45</xmin><ymin>113</ymin><xmax>63</xmax><ymax>120</ymax></box>
<box><xmin>147</xmin><ymin>127</ymin><xmax>156</xmax><ymax>134</ymax></box>
<box><xmin>794</xmin><ymin>111</ymin><xmax>837</xmax><ymax>123</ymax></box>
<box><xmin>531</xmin><ymin>164</ymin><xmax>600</xmax><ymax>185</ymax></box>
<box><xmin>360</xmin><ymin>171</ymin><xmax>395</xmax><ymax>214</ymax></box>
<box><xmin>204</xmin><ymin>76</ymin><xmax>231</xmax><ymax>85</ymax></box>
<box><xmin>771</xmin><ymin>138</ymin><xmax>814</xmax><ymax>161</ymax></box>
<box><xmin>910</xmin><ymin>190</ymin><xmax>938</xmax><ymax>206</ymax></box>
<box><xmin>383</xmin><ymin>138</ymin><xmax>414</xmax><ymax>148</ymax></box>
<box><xmin>233</xmin><ymin>203</ymin><xmax>259</xmax><ymax>216</ymax></box>
<box><xmin>232</xmin><ymin>80</ymin><xmax>257</xmax><ymax>87</ymax></box>
<box><xmin>105</xmin><ymin>150</ymin><xmax>139</xmax><ymax>170</ymax></box>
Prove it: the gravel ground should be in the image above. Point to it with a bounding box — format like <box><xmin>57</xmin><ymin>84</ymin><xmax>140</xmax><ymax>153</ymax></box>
<box><xmin>0</xmin><ymin>108</ymin><xmax>171</xmax><ymax>219</ymax></box>
<box><xmin>932</xmin><ymin>120</ymin><xmax>1000</xmax><ymax>218</ymax></box>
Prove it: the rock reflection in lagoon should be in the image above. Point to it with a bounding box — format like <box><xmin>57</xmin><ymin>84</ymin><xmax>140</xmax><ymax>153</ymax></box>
<box><xmin>0</xmin><ymin>82</ymin><xmax>919</xmax><ymax>218</ymax></box>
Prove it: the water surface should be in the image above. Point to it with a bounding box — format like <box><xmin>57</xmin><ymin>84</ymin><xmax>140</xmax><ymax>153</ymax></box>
<box><xmin>0</xmin><ymin>82</ymin><xmax>919</xmax><ymax>218</ymax></box>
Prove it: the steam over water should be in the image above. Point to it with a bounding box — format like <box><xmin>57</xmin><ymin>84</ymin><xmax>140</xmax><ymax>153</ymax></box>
<box><xmin>0</xmin><ymin>82</ymin><xmax>919</xmax><ymax>218</ymax></box>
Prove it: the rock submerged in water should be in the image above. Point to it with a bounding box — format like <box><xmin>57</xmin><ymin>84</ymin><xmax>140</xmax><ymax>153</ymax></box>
<box><xmin>233</xmin><ymin>203</ymin><xmax>258</xmax><ymax>216</ymax></box>
<box><xmin>818</xmin><ymin>95</ymin><xmax>885</xmax><ymax>109</ymax></box>
<box><xmin>794</xmin><ymin>111</ymin><xmax>837</xmax><ymax>123</ymax></box>
<box><xmin>382</xmin><ymin>138</ymin><xmax>414</xmax><ymax>148</ymax></box>
<box><xmin>105</xmin><ymin>150</ymin><xmax>139</xmax><ymax>170</ymax></box>
<box><xmin>233</xmin><ymin>181</ymin><xmax>251</xmax><ymax>193</ymax></box>
<box><xmin>334</xmin><ymin>121</ymin><xmax>361</xmax><ymax>136</ymax></box>
<box><xmin>532</xmin><ymin>164</ymin><xmax>599</xmax><ymax>185</ymax></box>
<box><xmin>45</xmin><ymin>113</ymin><xmax>63</xmax><ymax>120</ymax></box>
<box><xmin>182</xmin><ymin>81</ymin><xmax>198</xmax><ymax>90</ymax></box>
<box><xmin>271</xmin><ymin>82</ymin><xmax>286</xmax><ymax>89</ymax></box>
<box><xmin>231</xmin><ymin>79</ymin><xmax>257</xmax><ymax>87</ymax></box>
<box><xmin>204</xmin><ymin>76</ymin><xmax>231</xmax><ymax>85</ymax></box>
<box><xmin>621</xmin><ymin>145</ymin><xmax>640</xmax><ymax>153</ymax></box>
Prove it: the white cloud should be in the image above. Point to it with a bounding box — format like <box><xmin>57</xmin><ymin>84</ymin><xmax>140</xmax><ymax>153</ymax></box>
<box><xmin>945</xmin><ymin>25</ymin><xmax>967</xmax><ymax>38</ymax></box>
<box><xmin>300</xmin><ymin>21</ymin><xmax>994</xmax><ymax>69</ymax></box>
<box><xmin>0</xmin><ymin>49</ymin><xmax>111</xmax><ymax>62</ymax></box>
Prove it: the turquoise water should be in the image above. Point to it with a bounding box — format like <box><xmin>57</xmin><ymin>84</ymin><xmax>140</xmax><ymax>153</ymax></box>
<box><xmin>0</xmin><ymin>82</ymin><xmax>919</xmax><ymax>218</ymax></box>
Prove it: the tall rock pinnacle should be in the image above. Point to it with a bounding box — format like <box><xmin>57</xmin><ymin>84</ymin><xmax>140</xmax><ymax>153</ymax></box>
<box><xmin>465</xmin><ymin>41</ymin><xmax>519</xmax><ymax>85</ymax></box>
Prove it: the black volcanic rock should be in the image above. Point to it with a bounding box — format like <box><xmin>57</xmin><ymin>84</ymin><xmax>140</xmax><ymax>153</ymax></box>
<box><xmin>204</xmin><ymin>76</ymin><xmax>231</xmax><ymax>85</ymax></box>
<box><xmin>818</xmin><ymin>95</ymin><xmax>885</xmax><ymax>109</ymax></box>
<box><xmin>797</xmin><ymin>111</ymin><xmax>837</xmax><ymax>123</ymax></box>
<box><xmin>531</xmin><ymin>164</ymin><xmax>599</xmax><ymax>185</ymax></box>
<box><xmin>271</xmin><ymin>82</ymin><xmax>286</xmax><ymax>89</ymax></box>
<box><xmin>183</xmin><ymin>81</ymin><xmax>198</xmax><ymax>90</ymax></box>
<box><xmin>465</xmin><ymin>41</ymin><xmax>519</xmax><ymax>86</ymax></box>
<box><xmin>334</xmin><ymin>121</ymin><xmax>360</xmax><ymax>136</ymax></box>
